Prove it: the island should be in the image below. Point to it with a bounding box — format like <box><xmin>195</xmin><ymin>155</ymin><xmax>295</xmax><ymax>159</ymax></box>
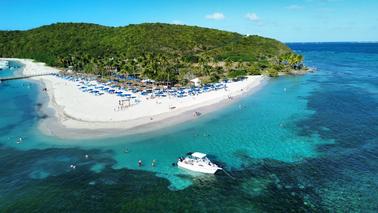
<box><xmin>0</xmin><ymin>23</ymin><xmax>306</xmax><ymax>138</ymax></box>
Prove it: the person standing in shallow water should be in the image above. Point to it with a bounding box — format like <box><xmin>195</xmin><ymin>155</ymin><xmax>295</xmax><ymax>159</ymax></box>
<box><xmin>152</xmin><ymin>160</ymin><xmax>156</xmax><ymax>167</ymax></box>
<box><xmin>138</xmin><ymin>160</ymin><xmax>142</xmax><ymax>167</ymax></box>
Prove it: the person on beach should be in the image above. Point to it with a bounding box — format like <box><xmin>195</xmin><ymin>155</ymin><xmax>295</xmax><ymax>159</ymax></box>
<box><xmin>193</xmin><ymin>111</ymin><xmax>201</xmax><ymax>117</ymax></box>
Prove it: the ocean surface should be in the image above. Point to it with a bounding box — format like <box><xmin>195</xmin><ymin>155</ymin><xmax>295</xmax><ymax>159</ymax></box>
<box><xmin>0</xmin><ymin>43</ymin><xmax>377</xmax><ymax>212</ymax></box>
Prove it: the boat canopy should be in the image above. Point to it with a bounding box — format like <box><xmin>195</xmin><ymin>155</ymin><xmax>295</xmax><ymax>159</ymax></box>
<box><xmin>191</xmin><ymin>152</ymin><xmax>207</xmax><ymax>158</ymax></box>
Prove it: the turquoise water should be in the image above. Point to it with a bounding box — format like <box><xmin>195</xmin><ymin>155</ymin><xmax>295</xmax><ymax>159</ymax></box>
<box><xmin>0</xmin><ymin>43</ymin><xmax>377</xmax><ymax>212</ymax></box>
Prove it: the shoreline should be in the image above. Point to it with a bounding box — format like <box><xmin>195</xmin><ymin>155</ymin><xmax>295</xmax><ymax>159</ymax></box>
<box><xmin>4</xmin><ymin>58</ymin><xmax>268</xmax><ymax>139</ymax></box>
<box><xmin>39</xmin><ymin>78</ymin><xmax>267</xmax><ymax>139</ymax></box>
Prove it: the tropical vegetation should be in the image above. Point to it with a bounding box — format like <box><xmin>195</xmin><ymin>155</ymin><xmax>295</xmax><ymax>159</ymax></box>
<box><xmin>0</xmin><ymin>23</ymin><xmax>305</xmax><ymax>84</ymax></box>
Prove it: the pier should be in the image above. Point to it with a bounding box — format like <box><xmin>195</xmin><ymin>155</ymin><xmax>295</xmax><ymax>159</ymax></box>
<box><xmin>0</xmin><ymin>73</ymin><xmax>55</xmax><ymax>83</ymax></box>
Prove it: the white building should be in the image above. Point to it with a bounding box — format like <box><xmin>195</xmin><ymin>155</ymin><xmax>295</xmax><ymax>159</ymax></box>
<box><xmin>190</xmin><ymin>78</ymin><xmax>201</xmax><ymax>87</ymax></box>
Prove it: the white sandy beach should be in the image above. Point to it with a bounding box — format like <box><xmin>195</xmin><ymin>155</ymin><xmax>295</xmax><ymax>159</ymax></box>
<box><xmin>3</xmin><ymin>58</ymin><xmax>266</xmax><ymax>138</ymax></box>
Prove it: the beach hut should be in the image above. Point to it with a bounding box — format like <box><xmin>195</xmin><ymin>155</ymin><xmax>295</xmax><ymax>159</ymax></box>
<box><xmin>190</xmin><ymin>78</ymin><xmax>201</xmax><ymax>87</ymax></box>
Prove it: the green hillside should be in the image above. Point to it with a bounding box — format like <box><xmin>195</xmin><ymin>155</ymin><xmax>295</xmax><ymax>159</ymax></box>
<box><xmin>0</xmin><ymin>23</ymin><xmax>303</xmax><ymax>83</ymax></box>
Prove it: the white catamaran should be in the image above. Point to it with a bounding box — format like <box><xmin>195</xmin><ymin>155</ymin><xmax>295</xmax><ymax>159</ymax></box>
<box><xmin>177</xmin><ymin>152</ymin><xmax>222</xmax><ymax>174</ymax></box>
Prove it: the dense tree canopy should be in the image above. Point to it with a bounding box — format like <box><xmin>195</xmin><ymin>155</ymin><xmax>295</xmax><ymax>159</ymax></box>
<box><xmin>0</xmin><ymin>22</ymin><xmax>304</xmax><ymax>83</ymax></box>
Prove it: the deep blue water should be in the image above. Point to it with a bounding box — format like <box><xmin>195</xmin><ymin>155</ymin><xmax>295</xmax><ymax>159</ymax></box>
<box><xmin>0</xmin><ymin>43</ymin><xmax>377</xmax><ymax>212</ymax></box>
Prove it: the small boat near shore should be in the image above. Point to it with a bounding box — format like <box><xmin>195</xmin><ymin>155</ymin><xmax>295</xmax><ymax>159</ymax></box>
<box><xmin>177</xmin><ymin>152</ymin><xmax>222</xmax><ymax>174</ymax></box>
<box><xmin>0</xmin><ymin>60</ymin><xmax>9</xmax><ymax>70</ymax></box>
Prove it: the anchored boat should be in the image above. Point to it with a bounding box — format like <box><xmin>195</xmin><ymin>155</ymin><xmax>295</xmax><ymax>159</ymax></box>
<box><xmin>0</xmin><ymin>60</ymin><xmax>9</xmax><ymax>70</ymax></box>
<box><xmin>177</xmin><ymin>152</ymin><xmax>222</xmax><ymax>174</ymax></box>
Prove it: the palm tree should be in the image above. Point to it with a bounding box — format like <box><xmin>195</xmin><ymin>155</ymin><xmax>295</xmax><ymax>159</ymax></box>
<box><xmin>119</xmin><ymin>60</ymin><xmax>129</xmax><ymax>76</ymax></box>
<box><xmin>225</xmin><ymin>59</ymin><xmax>232</xmax><ymax>71</ymax></box>
<box><xmin>129</xmin><ymin>59</ymin><xmax>138</xmax><ymax>76</ymax></box>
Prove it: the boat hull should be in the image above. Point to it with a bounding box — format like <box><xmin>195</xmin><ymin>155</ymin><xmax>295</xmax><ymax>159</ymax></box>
<box><xmin>177</xmin><ymin>161</ymin><xmax>220</xmax><ymax>174</ymax></box>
